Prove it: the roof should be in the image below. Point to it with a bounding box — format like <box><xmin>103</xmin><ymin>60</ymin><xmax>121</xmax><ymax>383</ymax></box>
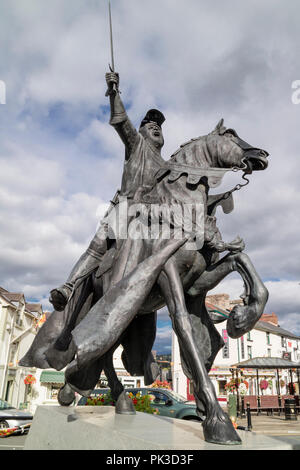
<box><xmin>3</xmin><ymin>292</ymin><xmax>24</xmax><ymax>302</ymax></box>
<box><xmin>206</xmin><ymin>298</ymin><xmax>300</xmax><ymax>340</ymax></box>
<box><xmin>40</xmin><ymin>371</ymin><xmax>65</xmax><ymax>384</ymax></box>
<box><xmin>0</xmin><ymin>287</ymin><xmax>24</xmax><ymax>306</ymax></box>
<box><xmin>25</xmin><ymin>303</ymin><xmax>43</xmax><ymax>314</ymax></box>
<box><xmin>255</xmin><ymin>320</ymin><xmax>300</xmax><ymax>340</ymax></box>
<box><xmin>233</xmin><ymin>357</ymin><xmax>300</xmax><ymax>369</ymax></box>
<box><xmin>206</xmin><ymin>302</ymin><xmax>229</xmax><ymax>318</ymax></box>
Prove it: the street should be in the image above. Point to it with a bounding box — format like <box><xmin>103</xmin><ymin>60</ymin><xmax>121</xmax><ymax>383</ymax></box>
<box><xmin>0</xmin><ymin>434</ymin><xmax>27</xmax><ymax>451</ymax></box>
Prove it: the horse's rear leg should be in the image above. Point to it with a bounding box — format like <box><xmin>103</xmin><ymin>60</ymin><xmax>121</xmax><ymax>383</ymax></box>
<box><xmin>103</xmin><ymin>349</ymin><xmax>124</xmax><ymax>401</ymax></box>
<box><xmin>158</xmin><ymin>258</ymin><xmax>241</xmax><ymax>445</ymax></box>
<box><xmin>104</xmin><ymin>350</ymin><xmax>136</xmax><ymax>415</ymax></box>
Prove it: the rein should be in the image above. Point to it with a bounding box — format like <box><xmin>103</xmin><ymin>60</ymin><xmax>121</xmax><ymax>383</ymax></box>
<box><xmin>221</xmin><ymin>160</ymin><xmax>250</xmax><ymax>201</ymax></box>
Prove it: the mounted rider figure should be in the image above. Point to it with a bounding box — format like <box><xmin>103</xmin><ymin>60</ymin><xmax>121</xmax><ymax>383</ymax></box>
<box><xmin>50</xmin><ymin>72</ymin><xmax>244</xmax><ymax>312</ymax></box>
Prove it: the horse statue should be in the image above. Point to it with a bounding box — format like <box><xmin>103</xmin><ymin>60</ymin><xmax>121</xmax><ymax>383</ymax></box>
<box><xmin>20</xmin><ymin>118</ymin><xmax>269</xmax><ymax>445</ymax></box>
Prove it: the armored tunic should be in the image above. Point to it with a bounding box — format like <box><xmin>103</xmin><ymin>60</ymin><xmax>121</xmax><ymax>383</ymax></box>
<box><xmin>111</xmin><ymin>115</ymin><xmax>165</xmax><ymax>199</ymax></box>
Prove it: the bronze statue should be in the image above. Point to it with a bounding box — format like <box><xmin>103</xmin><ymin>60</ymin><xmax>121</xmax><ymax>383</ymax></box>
<box><xmin>20</xmin><ymin>70</ymin><xmax>269</xmax><ymax>445</ymax></box>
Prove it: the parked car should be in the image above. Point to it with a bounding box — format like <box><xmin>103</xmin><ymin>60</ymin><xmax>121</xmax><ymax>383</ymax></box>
<box><xmin>77</xmin><ymin>387</ymin><xmax>203</xmax><ymax>422</ymax></box>
<box><xmin>0</xmin><ymin>399</ymin><xmax>33</xmax><ymax>431</ymax></box>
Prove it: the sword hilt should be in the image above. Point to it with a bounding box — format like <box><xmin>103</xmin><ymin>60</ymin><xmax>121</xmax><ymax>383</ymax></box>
<box><xmin>105</xmin><ymin>65</ymin><xmax>119</xmax><ymax>96</ymax></box>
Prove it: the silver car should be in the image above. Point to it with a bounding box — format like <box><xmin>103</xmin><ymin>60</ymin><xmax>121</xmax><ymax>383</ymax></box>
<box><xmin>0</xmin><ymin>399</ymin><xmax>33</xmax><ymax>430</ymax></box>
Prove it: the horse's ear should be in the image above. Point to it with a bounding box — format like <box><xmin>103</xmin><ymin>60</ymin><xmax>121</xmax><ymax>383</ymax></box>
<box><xmin>215</xmin><ymin>118</ymin><xmax>224</xmax><ymax>130</ymax></box>
<box><xmin>212</xmin><ymin>118</ymin><xmax>226</xmax><ymax>135</ymax></box>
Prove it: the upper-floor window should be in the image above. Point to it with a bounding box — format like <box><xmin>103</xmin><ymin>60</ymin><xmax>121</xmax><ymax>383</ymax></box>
<box><xmin>267</xmin><ymin>348</ymin><xmax>272</xmax><ymax>357</ymax></box>
<box><xmin>247</xmin><ymin>345</ymin><xmax>252</xmax><ymax>359</ymax></box>
<box><xmin>281</xmin><ymin>336</ymin><xmax>286</xmax><ymax>348</ymax></box>
<box><xmin>9</xmin><ymin>342</ymin><xmax>18</xmax><ymax>365</ymax></box>
<box><xmin>247</xmin><ymin>332</ymin><xmax>251</xmax><ymax>341</ymax></box>
<box><xmin>266</xmin><ymin>332</ymin><xmax>271</xmax><ymax>345</ymax></box>
<box><xmin>241</xmin><ymin>336</ymin><xmax>245</xmax><ymax>359</ymax></box>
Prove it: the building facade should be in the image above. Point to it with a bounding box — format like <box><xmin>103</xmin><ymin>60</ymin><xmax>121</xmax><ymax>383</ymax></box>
<box><xmin>172</xmin><ymin>294</ymin><xmax>300</xmax><ymax>403</ymax></box>
<box><xmin>0</xmin><ymin>287</ymin><xmax>43</xmax><ymax>411</ymax></box>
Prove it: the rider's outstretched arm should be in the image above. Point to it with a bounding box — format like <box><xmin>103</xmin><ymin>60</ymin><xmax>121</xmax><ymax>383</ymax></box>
<box><xmin>106</xmin><ymin>72</ymin><xmax>138</xmax><ymax>159</ymax></box>
<box><xmin>49</xmin><ymin>74</ymin><xmax>135</xmax><ymax>311</ymax></box>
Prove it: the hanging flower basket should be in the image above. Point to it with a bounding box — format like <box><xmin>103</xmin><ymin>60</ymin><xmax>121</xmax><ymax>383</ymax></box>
<box><xmin>260</xmin><ymin>379</ymin><xmax>268</xmax><ymax>390</ymax></box>
<box><xmin>24</xmin><ymin>374</ymin><xmax>36</xmax><ymax>385</ymax></box>
<box><xmin>280</xmin><ymin>379</ymin><xmax>285</xmax><ymax>388</ymax></box>
<box><xmin>225</xmin><ymin>378</ymin><xmax>249</xmax><ymax>394</ymax></box>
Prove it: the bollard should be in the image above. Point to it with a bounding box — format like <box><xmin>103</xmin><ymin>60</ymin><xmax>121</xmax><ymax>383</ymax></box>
<box><xmin>278</xmin><ymin>395</ymin><xmax>282</xmax><ymax>416</ymax></box>
<box><xmin>246</xmin><ymin>402</ymin><xmax>252</xmax><ymax>431</ymax></box>
<box><xmin>257</xmin><ymin>395</ymin><xmax>261</xmax><ymax>415</ymax></box>
<box><xmin>241</xmin><ymin>396</ymin><xmax>245</xmax><ymax>417</ymax></box>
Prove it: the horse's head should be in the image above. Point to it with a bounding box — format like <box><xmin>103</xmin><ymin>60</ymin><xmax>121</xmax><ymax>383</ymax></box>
<box><xmin>207</xmin><ymin>119</ymin><xmax>269</xmax><ymax>173</ymax></box>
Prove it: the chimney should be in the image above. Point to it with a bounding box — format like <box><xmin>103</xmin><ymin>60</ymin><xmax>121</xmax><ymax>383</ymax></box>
<box><xmin>261</xmin><ymin>313</ymin><xmax>278</xmax><ymax>326</ymax></box>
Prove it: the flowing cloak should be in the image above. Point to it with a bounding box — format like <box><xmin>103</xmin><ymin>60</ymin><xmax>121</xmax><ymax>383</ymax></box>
<box><xmin>19</xmin><ymin>131</ymin><xmax>169</xmax><ymax>384</ymax></box>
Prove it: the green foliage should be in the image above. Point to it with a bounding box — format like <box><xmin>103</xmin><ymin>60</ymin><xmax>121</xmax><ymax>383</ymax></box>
<box><xmin>85</xmin><ymin>390</ymin><xmax>159</xmax><ymax>415</ymax></box>
<box><xmin>86</xmin><ymin>390</ymin><xmax>115</xmax><ymax>406</ymax></box>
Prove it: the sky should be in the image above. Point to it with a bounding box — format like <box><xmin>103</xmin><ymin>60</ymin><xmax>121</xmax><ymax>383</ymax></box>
<box><xmin>0</xmin><ymin>0</ymin><xmax>300</xmax><ymax>354</ymax></box>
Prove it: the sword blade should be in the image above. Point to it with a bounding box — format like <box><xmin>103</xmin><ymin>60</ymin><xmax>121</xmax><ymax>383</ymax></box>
<box><xmin>108</xmin><ymin>0</ymin><xmax>115</xmax><ymax>72</ymax></box>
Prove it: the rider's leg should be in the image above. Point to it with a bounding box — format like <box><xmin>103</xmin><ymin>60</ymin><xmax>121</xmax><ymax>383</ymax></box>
<box><xmin>50</xmin><ymin>224</ymin><xmax>108</xmax><ymax>311</ymax></box>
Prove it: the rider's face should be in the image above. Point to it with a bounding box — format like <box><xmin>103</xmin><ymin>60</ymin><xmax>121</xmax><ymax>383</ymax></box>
<box><xmin>143</xmin><ymin>122</ymin><xmax>164</xmax><ymax>148</ymax></box>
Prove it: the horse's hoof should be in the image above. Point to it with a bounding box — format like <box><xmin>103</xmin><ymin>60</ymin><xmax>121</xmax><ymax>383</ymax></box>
<box><xmin>227</xmin><ymin>304</ymin><xmax>259</xmax><ymax>339</ymax></box>
<box><xmin>115</xmin><ymin>391</ymin><xmax>136</xmax><ymax>415</ymax></box>
<box><xmin>202</xmin><ymin>411</ymin><xmax>242</xmax><ymax>445</ymax></box>
<box><xmin>57</xmin><ymin>383</ymin><xmax>76</xmax><ymax>406</ymax></box>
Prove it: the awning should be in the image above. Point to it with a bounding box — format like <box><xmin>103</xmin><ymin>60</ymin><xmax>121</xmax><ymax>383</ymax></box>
<box><xmin>232</xmin><ymin>357</ymin><xmax>300</xmax><ymax>369</ymax></box>
<box><xmin>40</xmin><ymin>370</ymin><xmax>65</xmax><ymax>384</ymax></box>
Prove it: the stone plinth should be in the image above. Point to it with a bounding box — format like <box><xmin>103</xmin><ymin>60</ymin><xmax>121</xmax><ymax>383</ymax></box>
<box><xmin>24</xmin><ymin>406</ymin><xmax>296</xmax><ymax>450</ymax></box>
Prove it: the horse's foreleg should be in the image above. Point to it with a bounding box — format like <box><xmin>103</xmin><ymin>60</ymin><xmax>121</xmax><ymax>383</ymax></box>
<box><xmin>158</xmin><ymin>258</ymin><xmax>241</xmax><ymax>445</ymax></box>
<box><xmin>190</xmin><ymin>251</ymin><xmax>268</xmax><ymax>338</ymax></box>
<box><xmin>226</xmin><ymin>251</ymin><xmax>268</xmax><ymax>338</ymax></box>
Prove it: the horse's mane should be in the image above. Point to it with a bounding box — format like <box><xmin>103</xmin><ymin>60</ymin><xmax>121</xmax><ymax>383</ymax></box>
<box><xmin>168</xmin><ymin>135</ymin><xmax>207</xmax><ymax>163</ymax></box>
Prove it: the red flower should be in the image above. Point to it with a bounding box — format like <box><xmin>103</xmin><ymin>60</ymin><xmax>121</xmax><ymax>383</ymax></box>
<box><xmin>260</xmin><ymin>379</ymin><xmax>268</xmax><ymax>390</ymax></box>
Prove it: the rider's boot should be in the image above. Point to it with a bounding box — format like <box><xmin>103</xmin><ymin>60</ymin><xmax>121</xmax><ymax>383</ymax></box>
<box><xmin>49</xmin><ymin>232</ymin><xmax>108</xmax><ymax>311</ymax></box>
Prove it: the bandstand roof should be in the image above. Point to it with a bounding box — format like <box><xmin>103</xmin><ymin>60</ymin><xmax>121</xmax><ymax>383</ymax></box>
<box><xmin>232</xmin><ymin>357</ymin><xmax>300</xmax><ymax>369</ymax></box>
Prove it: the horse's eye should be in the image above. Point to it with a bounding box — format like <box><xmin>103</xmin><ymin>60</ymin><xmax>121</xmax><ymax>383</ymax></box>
<box><xmin>225</xmin><ymin>131</ymin><xmax>236</xmax><ymax>139</ymax></box>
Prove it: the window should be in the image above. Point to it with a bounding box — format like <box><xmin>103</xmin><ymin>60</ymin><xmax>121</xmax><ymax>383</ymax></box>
<box><xmin>247</xmin><ymin>332</ymin><xmax>251</xmax><ymax>341</ymax></box>
<box><xmin>266</xmin><ymin>332</ymin><xmax>271</xmax><ymax>345</ymax></box>
<box><xmin>241</xmin><ymin>336</ymin><xmax>245</xmax><ymax>359</ymax></box>
<box><xmin>267</xmin><ymin>348</ymin><xmax>272</xmax><ymax>357</ymax></box>
<box><xmin>147</xmin><ymin>391</ymin><xmax>169</xmax><ymax>405</ymax></box>
<box><xmin>222</xmin><ymin>330</ymin><xmax>229</xmax><ymax>358</ymax></box>
<box><xmin>218</xmin><ymin>380</ymin><xmax>227</xmax><ymax>395</ymax></box>
<box><xmin>15</xmin><ymin>311</ymin><xmax>23</xmax><ymax>327</ymax></box>
<box><xmin>294</xmin><ymin>348</ymin><xmax>298</xmax><ymax>362</ymax></box>
<box><xmin>281</xmin><ymin>336</ymin><xmax>286</xmax><ymax>348</ymax></box>
<box><xmin>46</xmin><ymin>385</ymin><xmax>60</xmax><ymax>400</ymax></box>
<box><xmin>247</xmin><ymin>345</ymin><xmax>252</xmax><ymax>359</ymax></box>
<box><xmin>8</xmin><ymin>343</ymin><xmax>18</xmax><ymax>365</ymax></box>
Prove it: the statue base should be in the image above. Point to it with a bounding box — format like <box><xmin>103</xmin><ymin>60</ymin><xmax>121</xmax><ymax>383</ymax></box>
<box><xmin>24</xmin><ymin>406</ymin><xmax>295</xmax><ymax>450</ymax></box>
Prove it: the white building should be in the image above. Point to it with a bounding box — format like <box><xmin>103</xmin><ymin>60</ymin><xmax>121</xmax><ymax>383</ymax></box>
<box><xmin>0</xmin><ymin>287</ymin><xmax>43</xmax><ymax>411</ymax></box>
<box><xmin>172</xmin><ymin>294</ymin><xmax>300</xmax><ymax>403</ymax></box>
